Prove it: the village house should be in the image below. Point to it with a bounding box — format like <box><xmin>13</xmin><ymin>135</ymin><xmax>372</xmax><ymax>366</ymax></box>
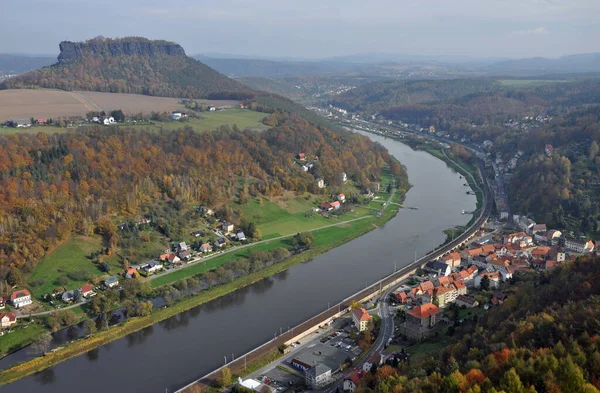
<box><xmin>306</xmin><ymin>364</ymin><xmax>332</xmax><ymax>389</ymax></box>
<box><xmin>167</xmin><ymin>254</ymin><xmax>181</xmax><ymax>264</ymax></box>
<box><xmin>362</xmin><ymin>353</ymin><xmax>383</xmax><ymax>372</ymax></box>
<box><xmin>352</xmin><ymin>307</ymin><xmax>372</xmax><ymax>332</ymax></box>
<box><xmin>461</xmin><ymin>248</ymin><xmax>483</xmax><ymax>262</ymax></box>
<box><xmin>565</xmin><ymin>238</ymin><xmax>595</xmax><ymax>254</ymax></box>
<box><xmin>125</xmin><ymin>267</ymin><xmax>137</xmax><ymax>278</ymax></box>
<box><xmin>317</xmin><ymin>178</ymin><xmax>325</xmax><ymax>189</ymax></box>
<box><xmin>179</xmin><ymin>250</ymin><xmax>191</xmax><ymax>260</ymax></box>
<box><xmin>321</xmin><ymin>202</ymin><xmax>333</xmax><ymax>211</ymax></box>
<box><xmin>145</xmin><ymin>260</ymin><xmax>164</xmax><ymax>274</ymax></box>
<box><xmin>10</xmin><ymin>289</ymin><xmax>32</xmax><ymax>309</ymax></box>
<box><xmin>491</xmin><ymin>292</ymin><xmax>507</xmax><ymax>306</ymax></box>
<box><xmin>103</xmin><ymin>116</ymin><xmax>116</xmax><ymax>125</ymax></box>
<box><xmin>392</xmin><ymin>291</ymin><xmax>408</xmax><ymax>304</ymax></box>
<box><xmin>191</xmin><ymin>230</ymin><xmax>202</xmax><ymax>238</ymax></box>
<box><xmin>236</xmin><ymin>232</ymin><xmax>246</xmax><ymax>241</ymax></box>
<box><xmin>81</xmin><ymin>283</ymin><xmax>94</xmax><ymax>298</ymax></box>
<box><xmin>200</xmin><ymin>243</ymin><xmax>213</xmax><ymax>253</ymax></box>
<box><xmin>455</xmin><ymin>295</ymin><xmax>479</xmax><ymax>308</ymax></box>
<box><xmin>104</xmin><ymin>276</ymin><xmax>119</xmax><ymax>288</ymax></box>
<box><xmin>222</xmin><ymin>222</ymin><xmax>234</xmax><ymax>234</ymax></box>
<box><xmin>0</xmin><ymin>312</ymin><xmax>17</xmax><ymax>328</ymax></box>
<box><xmin>36</xmin><ymin>118</ymin><xmax>47</xmax><ymax>125</ymax></box>
<box><xmin>214</xmin><ymin>237</ymin><xmax>227</xmax><ymax>248</ymax></box>
<box><xmin>403</xmin><ymin>303</ymin><xmax>442</xmax><ymax>339</ymax></box>
<box><xmin>178</xmin><ymin>242</ymin><xmax>188</xmax><ymax>252</ymax></box>
<box><xmin>297</xmin><ymin>153</ymin><xmax>306</xmax><ymax>161</ymax></box>
<box><xmin>0</xmin><ymin>299</ymin><xmax>5</xmax><ymax>309</ymax></box>
<box><xmin>330</xmin><ymin>201</ymin><xmax>341</xmax><ymax>210</ymax></box>
<box><xmin>338</xmin><ymin>193</ymin><xmax>346</xmax><ymax>202</ymax></box>
<box><xmin>343</xmin><ymin>370</ymin><xmax>366</xmax><ymax>393</ymax></box>
<box><xmin>474</xmin><ymin>272</ymin><xmax>500</xmax><ymax>289</ymax></box>
<box><xmin>426</xmin><ymin>260</ymin><xmax>451</xmax><ymax>277</ymax></box>
<box><xmin>442</xmin><ymin>252</ymin><xmax>461</xmax><ymax>268</ymax></box>
<box><xmin>341</xmin><ymin>172</ymin><xmax>348</xmax><ymax>183</ymax></box>
<box><xmin>62</xmin><ymin>290</ymin><xmax>77</xmax><ymax>303</ymax></box>
<box><xmin>530</xmin><ymin>224</ymin><xmax>547</xmax><ymax>235</ymax></box>
<box><xmin>531</xmin><ymin>246</ymin><xmax>551</xmax><ymax>261</ymax></box>
<box><xmin>412</xmin><ymin>280</ymin><xmax>435</xmax><ymax>297</ymax></box>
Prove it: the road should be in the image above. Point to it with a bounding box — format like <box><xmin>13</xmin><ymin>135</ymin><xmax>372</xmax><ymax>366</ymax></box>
<box><xmin>323</xmin><ymin>287</ymin><xmax>396</xmax><ymax>393</ymax></box>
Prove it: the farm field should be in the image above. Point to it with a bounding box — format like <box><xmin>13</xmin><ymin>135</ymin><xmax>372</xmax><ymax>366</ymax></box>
<box><xmin>155</xmin><ymin>108</ymin><xmax>269</xmax><ymax>132</ymax></box>
<box><xmin>0</xmin><ymin>89</ymin><xmax>239</xmax><ymax>121</ymax></box>
<box><xmin>27</xmin><ymin>235</ymin><xmax>119</xmax><ymax>297</ymax></box>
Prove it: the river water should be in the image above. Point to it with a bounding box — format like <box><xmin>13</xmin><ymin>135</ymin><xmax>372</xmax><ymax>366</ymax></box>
<box><xmin>1</xmin><ymin>132</ymin><xmax>476</xmax><ymax>393</ymax></box>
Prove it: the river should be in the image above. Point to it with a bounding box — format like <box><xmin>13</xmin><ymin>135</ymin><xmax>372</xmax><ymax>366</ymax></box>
<box><xmin>1</xmin><ymin>132</ymin><xmax>476</xmax><ymax>393</ymax></box>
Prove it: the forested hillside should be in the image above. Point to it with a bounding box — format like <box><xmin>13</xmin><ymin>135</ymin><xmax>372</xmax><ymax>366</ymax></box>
<box><xmin>329</xmin><ymin>79</ymin><xmax>498</xmax><ymax>112</ymax></box>
<box><xmin>362</xmin><ymin>255</ymin><xmax>600</xmax><ymax>393</ymax></box>
<box><xmin>0</xmin><ymin>113</ymin><xmax>402</xmax><ymax>278</ymax></box>
<box><xmin>0</xmin><ymin>37</ymin><xmax>252</xmax><ymax>99</ymax></box>
<box><xmin>510</xmin><ymin>106</ymin><xmax>600</xmax><ymax>235</ymax></box>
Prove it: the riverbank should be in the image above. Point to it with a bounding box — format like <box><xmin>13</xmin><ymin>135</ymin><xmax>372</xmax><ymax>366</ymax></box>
<box><xmin>0</xmin><ymin>182</ymin><xmax>406</xmax><ymax>386</ymax></box>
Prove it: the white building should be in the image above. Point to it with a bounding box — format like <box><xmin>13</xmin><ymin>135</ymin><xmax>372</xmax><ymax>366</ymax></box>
<box><xmin>565</xmin><ymin>238</ymin><xmax>595</xmax><ymax>254</ymax></box>
<box><xmin>317</xmin><ymin>178</ymin><xmax>325</xmax><ymax>189</ymax></box>
<box><xmin>103</xmin><ymin>117</ymin><xmax>115</xmax><ymax>125</ymax></box>
<box><xmin>306</xmin><ymin>364</ymin><xmax>332</xmax><ymax>389</ymax></box>
<box><xmin>10</xmin><ymin>289</ymin><xmax>32</xmax><ymax>309</ymax></box>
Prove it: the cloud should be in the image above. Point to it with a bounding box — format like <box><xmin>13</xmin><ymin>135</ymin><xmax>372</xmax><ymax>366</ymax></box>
<box><xmin>510</xmin><ymin>26</ymin><xmax>551</xmax><ymax>36</ymax></box>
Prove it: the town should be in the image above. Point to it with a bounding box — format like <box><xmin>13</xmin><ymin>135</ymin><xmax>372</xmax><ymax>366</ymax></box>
<box><xmin>229</xmin><ymin>210</ymin><xmax>595</xmax><ymax>393</ymax></box>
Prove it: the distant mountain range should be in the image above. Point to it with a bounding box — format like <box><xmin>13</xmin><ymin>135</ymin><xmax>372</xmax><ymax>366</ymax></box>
<box><xmin>0</xmin><ymin>54</ymin><xmax>54</xmax><ymax>75</ymax></box>
<box><xmin>0</xmin><ymin>37</ymin><xmax>252</xmax><ymax>99</ymax></box>
<box><xmin>3</xmin><ymin>48</ymin><xmax>600</xmax><ymax>82</ymax></box>
<box><xmin>486</xmin><ymin>53</ymin><xmax>600</xmax><ymax>74</ymax></box>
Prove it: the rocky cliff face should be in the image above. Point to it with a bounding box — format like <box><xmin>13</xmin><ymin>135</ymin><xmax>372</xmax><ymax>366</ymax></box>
<box><xmin>57</xmin><ymin>37</ymin><xmax>186</xmax><ymax>63</ymax></box>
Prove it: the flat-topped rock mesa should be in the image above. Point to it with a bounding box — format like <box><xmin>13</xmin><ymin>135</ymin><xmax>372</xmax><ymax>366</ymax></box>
<box><xmin>58</xmin><ymin>37</ymin><xmax>186</xmax><ymax>63</ymax></box>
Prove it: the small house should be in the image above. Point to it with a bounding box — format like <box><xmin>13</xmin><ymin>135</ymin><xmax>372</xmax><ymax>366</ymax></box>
<box><xmin>341</xmin><ymin>172</ymin><xmax>347</xmax><ymax>183</ymax></box>
<box><xmin>125</xmin><ymin>268</ymin><xmax>137</xmax><ymax>278</ymax></box>
<box><xmin>236</xmin><ymin>232</ymin><xmax>246</xmax><ymax>241</ymax></box>
<box><xmin>343</xmin><ymin>370</ymin><xmax>366</xmax><ymax>393</ymax></box>
<box><xmin>145</xmin><ymin>260</ymin><xmax>164</xmax><ymax>273</ymax></box>
<box><xmin>62</xmin><ymin>290</ymin><xmax>77</xmax><ymax>303</ymax></box>
<box><xmin>0</xmin><ymin>299</ymin><xmax>4</xmax><ymax>309</ymax></box>
<box><xmin>178</xmin><ymin>242</ymin><xmax>188</xmax><ymax>252</ymax></box>
<box><xmin>179</xmin><ymin>250</ymin><xmax>191</xmax><ymax>260</ymax></box>
<box><xmin>317</xmin><ymin>178</ymin><xmax>325</xmax><ymax>189</ymax></box>
<box><xmin>330</xmin><ymin>201</ymin><xmax>341</xmax><ymax>210</ymax></box>
<box><xmin>167</xmin><ymin>254</ymin><xmax>181</xmax><ymax>264</ymax></box>
<box><xmin>337</xmin><ymin>193</ymin><xmax>346</xmax><ymax>202</ymax></box>
<box><xmin>0</xmin><ymin>312</ymin><xmax>17</xmax><ymax>328</ymax></box>
<box><xmin>321</xmin><ymin>202</ymin><xmax>332</xmax><ymax>211</ymax></box>
<box><xmin>222</xmin><ymin>222</ymin><xmax>234</xmax><ymax>234</ymax></box>
<box><xmin>105</xmin><ymin>276</ymin><xmax>119</xmax><ymax>288</ymax></box>
<box><xmin>362</xmin><ymin>353</ymin><xmax>383</xmax><ymax>372</ymax></box>
<box><xmin>81</xmin><ymin>283</ymin><xmax>94</xmax><ymax>298</ymax></box>
<box><xmin>297</xmin><ymin>153</ymin><xmax>306</xmax><ymax>161</ymax></box>
<box><xmin>214</xmin><ymin>237</ymin><xmax>227</xmax><ymax>248</ymax></box>
<box><xmin>200</xmin><ymin>243</ymin><xmax>213</xmax><ymax>253</ymax></box>
<box><xmin>455</xmin><ymin>295</ymin><xmax>478</xmax><ymax>308</ymax></box>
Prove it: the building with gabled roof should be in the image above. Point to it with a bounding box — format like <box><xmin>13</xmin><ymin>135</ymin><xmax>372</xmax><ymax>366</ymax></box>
<box><xmin>10</xmin><ymin>289</ymin><xmax>32</xmax><ymax>309</ymax></box>
<box><xmin>352</xmin><ymin>307</ymin><xmax>372</xmax><ymax>332</ymax></box>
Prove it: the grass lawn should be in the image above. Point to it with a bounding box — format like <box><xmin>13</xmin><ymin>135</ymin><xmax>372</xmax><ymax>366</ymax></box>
<box><xmin>272</xmin><ymin>192</ymin><xmax>320</xmax><ymax>214</ymax></box>
<box><xmin>159</xmin><ymin>109</ymin><xmax>269</xmax><ymax>133</ymax></box>
<box><xmin>27</xmin><ymin>236</ymin><xmax>111</xmax><ymax>297</ymax></box>
<box><xmin>0</xmin><ymin>323</ymin><xmax>46</xmax><ymax>357</ymax></box>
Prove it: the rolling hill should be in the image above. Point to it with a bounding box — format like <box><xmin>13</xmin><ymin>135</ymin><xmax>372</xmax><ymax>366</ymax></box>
<box><xmin>0</xmin><ymin>37</ymin><xmax>253</xmax><ymax>99</ymax></box>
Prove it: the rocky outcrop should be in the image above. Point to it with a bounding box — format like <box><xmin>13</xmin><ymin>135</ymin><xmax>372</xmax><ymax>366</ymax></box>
<box><xmin>57</xmin><ymin>37</ymin><xmax>186</xmax><ymax>63</ymax></box>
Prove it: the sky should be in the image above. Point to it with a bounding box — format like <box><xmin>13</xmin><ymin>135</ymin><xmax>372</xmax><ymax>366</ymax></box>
<box><xmin>2</xmin><ymin>0</ymin><xmax>600</xmax><ymax>59</ymax></box>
